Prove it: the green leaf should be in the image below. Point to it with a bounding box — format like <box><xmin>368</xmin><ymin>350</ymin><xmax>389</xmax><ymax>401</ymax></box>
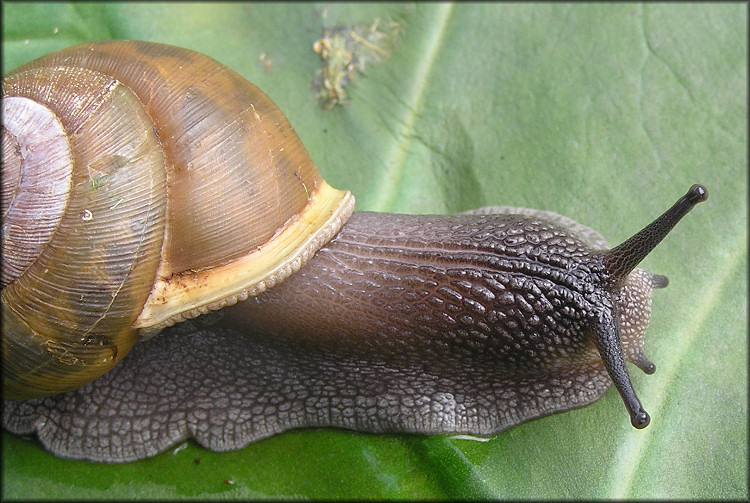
<box><xmin>2</xmin><ymin>2</ymin><xmax>746</xmax><ymax>499</ymax></box>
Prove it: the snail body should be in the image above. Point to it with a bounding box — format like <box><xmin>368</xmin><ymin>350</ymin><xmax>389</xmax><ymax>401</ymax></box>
<box><xmin>1</xmin><ymin>41</ymin><xmax>706</xmax><ymax>462</ymax></box>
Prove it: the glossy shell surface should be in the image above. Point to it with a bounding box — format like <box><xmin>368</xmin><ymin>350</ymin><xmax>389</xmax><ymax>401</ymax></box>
<box><xmin>1</xmin><ymin>41</ymin><xmax>354</xmax><ymax>397</ymax></box>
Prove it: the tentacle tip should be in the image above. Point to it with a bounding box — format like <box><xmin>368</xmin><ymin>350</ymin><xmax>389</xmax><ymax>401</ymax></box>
<box><xmin>651</xmin><ymin>273</ymin><xmax>669</xmax><ymax>289</ymax></box>
<box><xmin>633</xmin><ymin>357</ymin><xmax>656</xmax><ymax>375</ymax></box>
<box><xmin>687</xmin><ymin>184</ymin><xmax>708</xmax><ymax>203</ymax></box>
<box><xmin>631</xmin><ymin>410</ymin><xmax>650</xmax><ymax>429</ymax></box>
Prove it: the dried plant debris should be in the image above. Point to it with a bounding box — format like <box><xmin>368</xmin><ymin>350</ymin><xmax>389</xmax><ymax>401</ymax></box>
<box><xmin>313</xmin><ymin>18</ymin><xmax>401</xmax><ymax>110</ymax></box>
<box><xmin>258</xmin><ymin>52</ymin><xmax>273</xmax><ymax>74</ymax></box>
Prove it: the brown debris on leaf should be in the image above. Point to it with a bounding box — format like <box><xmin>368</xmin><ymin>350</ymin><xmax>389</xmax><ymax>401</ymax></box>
<box><xmin>313</xmin><ymin>18</ymin><xmax>401</xmax><ymax>110</ymax></box>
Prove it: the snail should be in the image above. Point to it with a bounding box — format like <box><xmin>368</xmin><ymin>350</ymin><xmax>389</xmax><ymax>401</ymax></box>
<box><xmin>1</xmin><ymin>40</ymin><xmax>707</xmax><ymax>463</ymax></box>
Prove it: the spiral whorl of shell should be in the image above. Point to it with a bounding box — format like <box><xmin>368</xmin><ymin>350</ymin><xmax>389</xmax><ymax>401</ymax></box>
<box><xmin>1</xmin><ymin>41</ymin><xmax>353</xmax><ymax>398</ymax></box>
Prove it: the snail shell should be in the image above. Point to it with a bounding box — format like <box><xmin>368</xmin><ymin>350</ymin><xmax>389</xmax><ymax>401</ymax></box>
<box><xmin>1</xmin><ymin>40</ymin><xmax>353</xmax><ymax>398</ymax></box>
<box><xmin>2</xmin><ymin>41</ymin><xmax>707</xmax><ymax>462</ymax></box>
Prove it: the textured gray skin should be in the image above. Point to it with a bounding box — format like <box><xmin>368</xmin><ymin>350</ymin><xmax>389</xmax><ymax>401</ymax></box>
<box><xmin>2</xmin><ymin>321</ymin><xmax>613</xmax><ymax>463</ymax></box>
<box><xmin>2</xmin><ymin>207</ymin><xmax>658</xmax><ymax>463</ymax></box>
